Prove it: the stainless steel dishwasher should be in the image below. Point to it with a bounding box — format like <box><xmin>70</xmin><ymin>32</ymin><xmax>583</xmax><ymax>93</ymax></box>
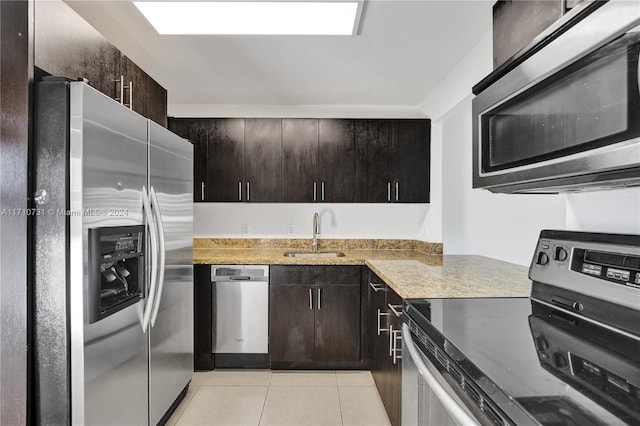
<box><xmin>211</xmin><ymin>265</ymin><xmax>269</xmax><ymax>368</ymax></box>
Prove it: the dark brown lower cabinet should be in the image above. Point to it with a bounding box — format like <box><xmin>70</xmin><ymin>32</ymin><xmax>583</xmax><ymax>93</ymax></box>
<box><xmin>194</xmin><ymin>264</ymin><xmax>214</xmax><ymax>370</ymax></box>
<box><xmin>315</xmin><ymin>286</ymin><xmax>360</xmax><ymax>363</ymax></box>
<box><xmin>268</xmin><ymin>285</ymin><xmax>316</xmax><ymax>364</ymax></box>
<box><xmin>269</xmin><ymin>266</ymin><xmax>361</xmax><ymax>369</ymax></box>
<box><xmin>365</xmin><ymin>268</ymin><xmax>402</xmax><ymax>426</ymax></box>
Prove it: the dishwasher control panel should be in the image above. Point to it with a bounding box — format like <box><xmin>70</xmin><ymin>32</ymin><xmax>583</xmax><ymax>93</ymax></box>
<box><xmin>211</xmin><ymin>265</ymin><xmax>269</xmax><ymax>282</ymax></box>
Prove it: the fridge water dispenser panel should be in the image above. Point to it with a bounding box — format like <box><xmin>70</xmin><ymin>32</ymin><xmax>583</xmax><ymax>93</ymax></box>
<box><xmin>88</xmin><ymin>225</ymin><xmax>145</xmax><ymax>323</ymax></box>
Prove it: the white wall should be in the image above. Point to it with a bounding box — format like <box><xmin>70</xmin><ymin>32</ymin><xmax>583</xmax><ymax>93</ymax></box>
<box><xmin>423</xmin><ymin>30</ymin><xmax>640</xmax><ymax>266</ymax></box>
<box><xmin>194</xmin><ymin>203</ymin><xmax>430</xmax><ymax>239</ymax></box>
<box><xmin>440</xmin><ymin>96</ymin><xmax>566</xmax><ymax>265</ymax></box>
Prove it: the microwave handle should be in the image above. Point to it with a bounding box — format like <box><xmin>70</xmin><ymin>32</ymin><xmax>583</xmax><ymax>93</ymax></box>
<box><xmin>402</xmin><ymin>323</ymin><xmax>480</xmax><ymax>426</ymax></box>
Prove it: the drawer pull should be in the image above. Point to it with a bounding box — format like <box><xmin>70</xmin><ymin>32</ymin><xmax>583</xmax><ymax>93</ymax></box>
<box><xmin>388</xmin><ymin>304</ymin><xmax>403</xmax><ymax>318</ymax></box>
<box><xmin>369</xmin><ymin>282</ymin><xmax>384</xmax><ymax>292</ymax></box>
<box><xmin>377</xmin><ymin>308</ymin><xmax>390</xmax><ymax>335</ymax></box>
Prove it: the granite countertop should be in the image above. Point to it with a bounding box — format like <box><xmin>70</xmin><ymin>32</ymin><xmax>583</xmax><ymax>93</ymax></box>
<box><xmin>366</xmin><ymin>256</ymin><xmax>530</xmax><ymax>299</ymax></box>
<box><xmin>193</xmin><ymin>241</ymin><xmax>532</xmax><ymax>299</ymax></box>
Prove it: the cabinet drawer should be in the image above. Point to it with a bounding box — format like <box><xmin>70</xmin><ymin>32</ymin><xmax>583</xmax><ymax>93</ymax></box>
<box><xmin>270</xmin><ymin>265</ymin><xmax>361</xmax><ymax>286</ymax></box>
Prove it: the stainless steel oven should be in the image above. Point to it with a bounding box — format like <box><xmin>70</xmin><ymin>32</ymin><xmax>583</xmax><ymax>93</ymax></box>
<box><xmin>473</xmin><ymin>0</ymin><xmax>640</xmax><ymax>193</ymax></box>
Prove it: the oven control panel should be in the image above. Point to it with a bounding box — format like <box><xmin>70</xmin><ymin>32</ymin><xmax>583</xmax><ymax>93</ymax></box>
<box><xmin>529</xmin><ymin>230</ymin><xmax>640</xmax><ymax>312</ymax></box>
<box><xmin>570</xmin><ymin>248</ymin><xmax>640</xmax><ymax>288</ymax></box>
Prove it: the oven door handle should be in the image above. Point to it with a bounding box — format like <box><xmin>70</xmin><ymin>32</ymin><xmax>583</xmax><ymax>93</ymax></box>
<box><xmin>402</xmin><ymin>323</ymin><xmax>480</xmax><ymax>426</ymax></box>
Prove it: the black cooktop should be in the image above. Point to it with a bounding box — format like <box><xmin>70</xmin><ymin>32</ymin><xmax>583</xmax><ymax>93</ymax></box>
<box><xmin>405</xmin><ymin>297</ymin><xmax>640</xmax><ymax>426</ymax></box>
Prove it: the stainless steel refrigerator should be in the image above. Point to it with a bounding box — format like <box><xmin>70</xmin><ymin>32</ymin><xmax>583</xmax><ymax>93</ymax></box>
<box><xmin>32</xmin><ymin>78</ymin><xmax>193</xmax><ymax>425</ymax></box>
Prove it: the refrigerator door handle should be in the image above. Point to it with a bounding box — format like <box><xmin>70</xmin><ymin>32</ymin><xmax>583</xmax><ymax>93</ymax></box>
<box><xmin>142</xmin><ymin>186</ymin><xmax>159</xmax><ymax>333</ymax></box>
<box><xmin>150</xmin><ymin>186</ymin><xmax>166</xmax><ymax>327</ymax></box>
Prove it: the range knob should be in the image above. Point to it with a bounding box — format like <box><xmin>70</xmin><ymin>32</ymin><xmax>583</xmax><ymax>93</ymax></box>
<box><xmin>537</xmin><ymin>252</ymin><xmax>550</xmax><ymax>266</ymax></box>
<box><xmin>555</xmin><ymin>247</ymin><xmax>568</xmax><ymax>262</ymax></box>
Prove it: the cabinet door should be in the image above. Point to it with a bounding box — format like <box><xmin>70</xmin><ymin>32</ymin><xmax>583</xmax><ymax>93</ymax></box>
<box><xmin>269</xmin><ymin>286</ymin><xmax>315</xmax><ymax>365</ymax></box>
<box><xmin>245</xmin><ymin>118</ymin><xmax>282</xmax><ymax>202</ymax></box>
<box><xmin>34</xmin><ymin>0</ymin><xmax>121</xmax><ymax>100</ymax></box>
<box><xmin>168</xmin><ymin>118</ymin><xmax>209</xmax><ymax>202</ymax></box>
<box><xmin>193</xmin><ymin>265</ymin><xmax>214</xmax><ymax>370</ymax></box>
<box><xmin>385</xmin><ymin>288</ymin><xmax>403</xmax><ymax>426</ymax></box>
<box><xmin>314</xmin><ymin>286</ymin><xmax>360</xmax><ymax>364</ymax></box>
<box><xmin>207</xmin><ymin>119</ymin><xmax>245</xmax><ymax>202</ymax></box>
<box><xmin>123</xmin><ymin>56</ymin><xmax>167</xmax><ymax>127</ymax></box>
<box><xmin>355</xmin><ymin>120</ymin><xmax>393</xmax><ymax>202</ymax></box>
<box><xmin>368</xmin><ymin>274</ymin><xmax>389</xmax><ymax>389</ymax></box>
<box><xmin>282</xmin><ymin>119</ymin><xmax>318</xmax><ymax>202</ymax></box>
<box><xmin>318</xmin><ymin>119</ymin><xmax>356</xmax><ymax>202</ymax></box>
<box><xmin>392</xmin><ymin>120</ymin><xmax>430</xmax><ymax>203</ymax></box>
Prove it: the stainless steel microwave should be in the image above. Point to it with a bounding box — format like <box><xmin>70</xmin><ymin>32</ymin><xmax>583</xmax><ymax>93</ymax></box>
<box><xmin>473</xmin><ymin>0</ymin><xmax>640</xmax><ymax>193</ymax></box>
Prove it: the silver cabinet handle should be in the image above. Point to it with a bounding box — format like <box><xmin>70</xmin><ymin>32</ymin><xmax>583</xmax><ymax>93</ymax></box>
<box><xmin>369</xmin><ymin>282</ymin><xmax>384</xmax><ymax>292</ymax></box>
<box><xmin>114</xmin><ymin>75</ymin><xmax>125</xmax><ymax>105</ymax></box>
<box><xmin>388</xmin><ymin>303</ymin><xmax>403</xmax><ymax>318</ymax></box>
<box><xmin>128</xmin><ymin>80</ymin><xmax>133</xmax><ymax>110</ymax></box>
<box><xmin>321</xmin><ymin>181</ymin><xmax>325</xmax><ymax>201</ymax></box>
<box><xmin>389</xmin><ymin>324</ymin><xmax>394</xmax><ymax>356</ymax></box>
<box><xmin>309</xmin><ymin>288</ymin><xmax>313</xmax><ymax>310</ymax></box>
<box><xmin>317</xmin><ymin>288</ymin><xmax>321</xmax><ymax>310</ymax></box>
<box><xmin>246</xmin><ymin>181</ymin><xmax>250</xmax><ymax>201</ymax></box>
<box><xmin>395</xmin><ymin>181</ymin><xmax>399</xmax><ymax>201</ymax></box>
<box><xmin>377</xmin><ymin>308</ymin><xmax>390</xmax><ymax>335</ymax></box>
<box><xmin>387</xmin><ymin>182</ymin><xmax>391</xmax><ymax>202</ymax></box>
<box><xmin>201</xmin><ymin>182</ymin><xmax>205</xmax><ymax>201</ymax></box>
<box><xmin>314</xmin><ymin>182</ymin><xmax>317</xmax><ymax>201</ymax></box>
<box><xmin>238</xmin><ymin>181</ymin><xmax>242</xmax><ymax>201</ymax></box>
<box><xmin>392</xmin><ymin>329</ymin><xmax>402</xmax><ymax>364</ymax></box>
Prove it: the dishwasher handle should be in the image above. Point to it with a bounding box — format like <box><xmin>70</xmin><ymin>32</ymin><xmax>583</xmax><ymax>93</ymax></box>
<box><xmin>229</xmin><ymin>276</ymin><xmax>251</xmax><ymax>281</ymax></box>
<box><xmin>402</xmin><ymin>323</ymin><xmax>480</xmax><ymax>426</ymax></box>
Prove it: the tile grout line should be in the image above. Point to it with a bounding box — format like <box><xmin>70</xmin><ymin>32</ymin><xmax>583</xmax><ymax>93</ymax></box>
<box><xmin>335</xmin><ymin>371</ymin><xmax>346</xmax><ymax>426</ymax></box>
<box><xmin>257</xmin><ymin>378</ymin><xmax>273</xmax><ymax>426</ymax></box>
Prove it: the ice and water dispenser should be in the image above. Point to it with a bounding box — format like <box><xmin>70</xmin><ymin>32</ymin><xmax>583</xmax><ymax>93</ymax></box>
<box><xmin>88</xmin><ymin>225</ymin><xmax>145</xmax><ymax>323</ymax></box>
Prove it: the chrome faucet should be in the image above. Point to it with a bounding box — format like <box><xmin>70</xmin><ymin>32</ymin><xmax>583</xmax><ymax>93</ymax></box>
<box><xmin>312</xmin><ymin>212</ymin><xmax>320</xmax><ymax>252</ymax></box>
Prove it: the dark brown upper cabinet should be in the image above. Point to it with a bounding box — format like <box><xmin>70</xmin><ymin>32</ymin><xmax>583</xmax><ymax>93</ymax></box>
<box><xmin>492</xmin><ymin>0</ymin><xmax>564</xmax><ymax>69</ymax></box>
<box><xmin>356</xmin><ymin>119</ymin><xmax>430</xmax><ymax>203</ymax></box>
<box><xmin>392</xmin><ymin>120</ymin><xmax>430</xmax><ymax>203</ymax></box>
<box><xmin>355</xmin><ymin>120</ymin><xmax>393</xmax><ymax>202</ymax></box>
<box><xmin>34</xmin><ymin>0</ymin><xmax>167</xmax><ymax>127</ymax></box>
<box><xmin>282</xmin><ymin>119</ymin><xmax>318</xmax><ymax>202</ymax></box>
<box><xmin>282</xmin><ymin>118</ymin><xmax>356</xmax><ymax>203</ymax></box>
<box><xmin>169</xmin><ymin>117</ymin><xmax>428</xmax><ymax>203</ymax></box>
<box><xmin>207</xmin><ymin>119</ymin><xmax>245</xmax><ymax>202</ymax></box>
<box><xmin>34</xmin><ymin>0</ymin><xmax>121</xmax><ymax>99</ymax></box>
<box><xmin>168</xmin><ymin>118</ymin><xmax>209</xmax><ymax>202</ymax></box>
<box><xmin>122</xmin><ymin>56</ymin><xmax>168</xmax><ymax>127</ymax></box>
<box><xmin>244</xmin><ymin>118</ymin><xmax>282</xmax><ymax>202</ymax></box>
<box><xmin>318</xmin><ymin>119</ymin><xmax>356</xmax><ymax>202</ymax></box>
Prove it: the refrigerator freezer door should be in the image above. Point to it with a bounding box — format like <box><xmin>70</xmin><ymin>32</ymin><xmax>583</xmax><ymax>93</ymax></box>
<box><xmin>148</xmin><ymin>120</ymin><xmax>194</xmax><ymax>424</ymax></box>
<box><xmin>71</xmin><ymin>82</ymin><xmax>150</xmax><ymax>425</ymax></box>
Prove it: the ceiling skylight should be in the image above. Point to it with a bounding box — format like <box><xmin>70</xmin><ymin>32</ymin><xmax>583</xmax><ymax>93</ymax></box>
<box><xmin>133</xmin><ymin>1</ymin><xmax>362</xmax><ymax>35</ymax></box>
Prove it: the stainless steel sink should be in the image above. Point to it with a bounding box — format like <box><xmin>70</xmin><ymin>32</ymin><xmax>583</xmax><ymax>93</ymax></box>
<box><xmin>283</xmin><ymin>251</ymin><xmax>345</xmax><ymax>258</ymax></box>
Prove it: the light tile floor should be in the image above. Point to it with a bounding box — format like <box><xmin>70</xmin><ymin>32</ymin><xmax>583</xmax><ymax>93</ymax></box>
<box><xmin>166</xmin><ymin>370</ymin><xmax>391</xmax><ymax>426</ymax></box>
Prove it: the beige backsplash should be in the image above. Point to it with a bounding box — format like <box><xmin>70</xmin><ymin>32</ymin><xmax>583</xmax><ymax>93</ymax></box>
<box><xmin>193</xmin><ymin>238</ymin><xmax>443</xmax><ymax>255</ymax></box>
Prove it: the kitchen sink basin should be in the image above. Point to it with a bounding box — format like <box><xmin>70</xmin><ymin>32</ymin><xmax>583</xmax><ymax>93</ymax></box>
<box><xmin>283</xmin><ymin>251</ymin><xmax>345</xmax><ymax>258</ymax></box>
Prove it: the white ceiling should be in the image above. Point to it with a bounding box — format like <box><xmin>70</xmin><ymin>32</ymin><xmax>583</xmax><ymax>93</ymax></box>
<box><xmin>66</xmin><ymin>0</ymin><xmax>493</xmax><ymax>113</ymax></box>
